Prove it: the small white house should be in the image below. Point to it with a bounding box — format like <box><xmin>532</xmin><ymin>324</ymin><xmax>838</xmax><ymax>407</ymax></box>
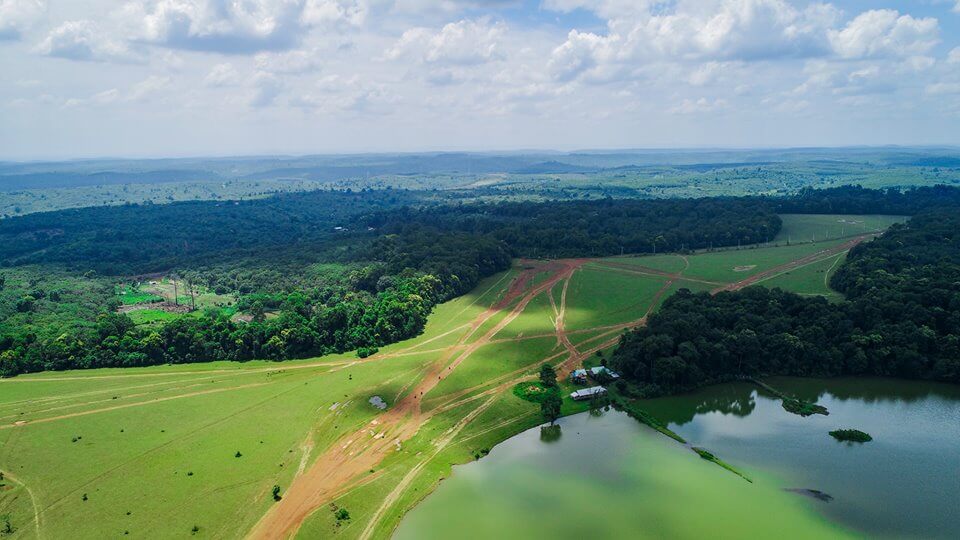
<box><xmin>570</xmin><ymin>386</ymin><xmax>607</xmax><ymax>401</ymax></box>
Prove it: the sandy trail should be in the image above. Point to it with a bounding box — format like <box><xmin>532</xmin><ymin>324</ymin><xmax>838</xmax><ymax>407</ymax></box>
<box><xmin>247</xmin><ymin>260</ymin><xmax>583</xmax><ymax>540</ymax></box>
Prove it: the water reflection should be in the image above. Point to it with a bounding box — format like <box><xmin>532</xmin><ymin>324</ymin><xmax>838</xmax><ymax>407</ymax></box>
<box><xmin>642</xmin><ymin>382</ymin><xmax>757</xmax><ymax>425</ymax></box>
<box><xmin>639</xmin><ymin>377</ymin><xmax>960</xmax><ymax>540</ymax></box>
<box><xmin>768</xmin><ymin>376</ymin><xmax>960</xmax><ymax>405</ymax></box>
<box><xmin>539</xmin><ymin>424</ymin><xmax>562</xmax><ymax>443</ymax></box>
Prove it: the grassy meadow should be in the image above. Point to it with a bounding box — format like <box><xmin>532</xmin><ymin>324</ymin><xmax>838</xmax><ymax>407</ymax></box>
<box><xmin>0</xmin><ymin>214</ymin><xmax>902</xmax><ymax>539</ymax></box>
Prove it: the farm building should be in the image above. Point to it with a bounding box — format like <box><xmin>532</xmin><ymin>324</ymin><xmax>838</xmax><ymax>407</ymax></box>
<box><xmin>570</xmin><ymin>386</ymin><xmax>607</xmax><ymax>401</ymax></box>
<box><xmin>590</xmin><ymin>366</ymin><xmax>620</xmax><ymax>380</ymax></box>
<box><xmin>570</xmin><ymin>369</ymin><xmax>588</xmax><ymax>384</ymax></box>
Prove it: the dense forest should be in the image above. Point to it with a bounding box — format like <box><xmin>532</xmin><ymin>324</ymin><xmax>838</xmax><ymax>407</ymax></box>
<box><xmin>369</xmin><ymin>198</ymin><xmax>782</xmax><ymax>258</ymax></box>
<box><xmin>772</xmin><ymin>185</ymin><xmax>960</xmax><ymax>215</ymax></box>
<box><xmin>611</xmin><ymin>209</ymin><xmax>960</xmax><ymax>394</ymax></box>
<box><xmin>2</xmin><ymin>185</ymin><xmax>959</xmax><ymax>377</ymax></box>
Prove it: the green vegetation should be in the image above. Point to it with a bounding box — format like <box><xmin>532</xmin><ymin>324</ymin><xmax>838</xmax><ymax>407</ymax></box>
<box><xmin>775</xmin><ymin>214</ymin><xmax>907</xmax><ymax>244</ymax></box>
<box><xmin>781</xmin><ymin>398</ymin><xmax>829</xmax><ymax>417</ymax></box>
<box><xmin>829</xmin><ymin>429</ymin><xmax>873</xmax><ymax>443</ymax></box>
<box><xmin>0</xmin><ymin>183</ymin><xmax>956</xmax><ymax>539</ymax></box>
<box><xmin>612</xmin><ymin>208</ymin><xmax>960</xmax><ymax>398</ymax></box>
<box><xmin>760</xmin><ymin>252</ymin><xmax>845</xmax><ymax>299</ymax></box>
<box><xmin>512</xmin><ymin>382</ymin><xmax>552</xmax><ymax>403</ymax></box>
<box><xmin>691</xmin><ymin>448</ymin><xmax>752</xmax><ymax>483</ymax></box>
<box><xmin>752</xmin><ymin>379</ymin><xmax>829</xmax><ymax>417</ymax></box>
<box><xmin>115</xmin><ymin>285</ymin><xmax>164</xmax><ymax>306</ymax></box>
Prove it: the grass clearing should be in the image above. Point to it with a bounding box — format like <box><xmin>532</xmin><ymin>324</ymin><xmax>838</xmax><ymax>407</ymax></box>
<box><xmin>760</xmin><ymin>252</ymin><xmax>846</xmax><ymax>298</ymax></box>
<box><xmin>563</xmin><ymin>268</ymin><xmax>668</xmax><ymax>332</ymax></box>
<box><xmin>775</xmin><ymin>214</ymin><xmax>906</xmax><ymax>244</ymax></box>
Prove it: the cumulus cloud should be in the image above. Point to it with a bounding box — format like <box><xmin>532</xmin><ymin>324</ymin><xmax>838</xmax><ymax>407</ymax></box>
<box><xmin>124</xmin><ymin>0</ymin><xmax>367</xmax><ymax>54</ymax></box>
<box><xmin>301</xmin><ymin>0</ymin><xmax>367</xmax><ymax>27</ymax></box>
<box><xmin>0</xmin><ymin>0</ymin><xmax>45</xmax><ymax>40</ymax></box>
<box><xmin>37</xmin><ymin>20</ymin><xmax>138</xmax><ymax>63</ymax></box>
<box><xmin>386</xmin><ymin>18</ymin><xmax>505</xmax><ymax>65</ymax></box>
<box><xmin>546</xmin><ymin>0</ymin><xmax>842</xmax><ymax>83</ymax></box>
<box><xmin>829</xmin><ymin>10</ymin><xmax>939</xmax><ymax>59</ymax></box>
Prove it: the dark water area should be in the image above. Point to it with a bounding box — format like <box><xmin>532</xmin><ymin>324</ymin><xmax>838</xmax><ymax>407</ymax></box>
<box><xmin>642</xmin><ymin>377</ymin><xmax>960</xmax><ymax>539</ymax></box>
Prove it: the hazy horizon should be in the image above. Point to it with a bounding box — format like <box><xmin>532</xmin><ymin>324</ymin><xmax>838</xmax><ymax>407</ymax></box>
<box><xmin>4</xmin><ymin>144</ymin><xmax>960</xmax><ymax>165</ymax></box>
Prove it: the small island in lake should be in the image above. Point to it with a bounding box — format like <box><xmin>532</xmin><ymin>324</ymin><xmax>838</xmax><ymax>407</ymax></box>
<box><xmin>829</xmin><ymin>429</ymin><xmax>873</xmax><ymax>443</ymax></box>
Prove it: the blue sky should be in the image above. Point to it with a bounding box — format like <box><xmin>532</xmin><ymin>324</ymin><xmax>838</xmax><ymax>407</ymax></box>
<box><xmin>1</xmin><ymin>0</ymin><xmax>959</xmax><ymax>159</ymax></box>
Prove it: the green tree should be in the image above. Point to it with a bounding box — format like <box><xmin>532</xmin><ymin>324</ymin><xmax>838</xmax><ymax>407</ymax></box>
<box><xmin>539</xmin><ymin>364</ymin><xmax>557</xmax><ymax>388</ymax></box>
<box><xmin>271</xmin><ymin>485</ymin><xmax>282</xmax><ymax>501</ymax></box>
<box><xmin>540</xmin><ymin>392</ymin><xmax>562</xmax><ymax>425</ymax></box>
<box><xmin>250</xmin><ymin>301</ymin><xmax>266</xmax><ymax>323</ymax></box>
<box><xmin>15</xmin><ymin>296</ymin><xmax>36</xmax><ymax>313</ymax></box>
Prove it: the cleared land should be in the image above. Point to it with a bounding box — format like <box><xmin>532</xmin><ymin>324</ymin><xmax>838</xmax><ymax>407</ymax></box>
<box><xmin>0</xmin><ymin>215</ymin><xmax>899</xmax><ymax>539</ymax></box>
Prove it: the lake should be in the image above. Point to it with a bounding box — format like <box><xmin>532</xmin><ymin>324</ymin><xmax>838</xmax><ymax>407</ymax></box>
<box><xmin>394</xmin><ymin>378</ymin><xmax>960</xmax><ymax>539</ymax></box>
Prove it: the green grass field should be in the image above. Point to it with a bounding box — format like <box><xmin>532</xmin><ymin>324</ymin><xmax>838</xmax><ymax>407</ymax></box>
<box><xmin>0</xmin><ymin>214</ymin><xmax>904</xmax><ymax>539</ymax></box>
<box><xmin>775</xmin><ymin>214</ymin><xmax>906</xmax><ymax>244</ymax></box>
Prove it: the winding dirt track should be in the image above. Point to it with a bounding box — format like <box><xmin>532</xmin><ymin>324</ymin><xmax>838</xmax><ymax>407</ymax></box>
<box><xmin>247</xmin><ymin>260</ymin><xmax>586</xmax><ymax>540</ymax></box>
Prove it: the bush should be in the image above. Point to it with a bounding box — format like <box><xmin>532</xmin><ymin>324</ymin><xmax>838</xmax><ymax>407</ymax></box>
<box><xmin>357</xmin><ymin>347</ymin><xmax>378</xmax><ymax>359</ymax></box>
<box><xmin>829</xmin><ymin>429</ymin><xmax>872</xmax><ymax>443</ymax></box>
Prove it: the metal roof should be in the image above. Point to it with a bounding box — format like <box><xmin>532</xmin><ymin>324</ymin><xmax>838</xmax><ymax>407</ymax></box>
<box><xmin>570</xmin><ymin>386</ymin><xmax>607</xmax><ymax>399</ymax></box>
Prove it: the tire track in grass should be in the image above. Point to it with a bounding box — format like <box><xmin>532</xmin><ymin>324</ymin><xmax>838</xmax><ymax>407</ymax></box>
<box><xmin>356</xmin><ymin>394</ymin><xmax>499</xmax><ymax>540</ymax></box>
<box><xmin>0</xmin><ymin>469</ymin><xmax>42</xmax><ymax>539</ymax></box>
<box><xmin>247</xmin><ymin>261</ymin><xmax>582</xmax><ymax>540</ymax></box>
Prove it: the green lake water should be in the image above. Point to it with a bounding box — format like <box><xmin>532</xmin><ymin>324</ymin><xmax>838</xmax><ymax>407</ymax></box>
<box><xmin>394</xmin><ymin>378</ymin><xmax>960</xmax><ymax>539</ymax></box>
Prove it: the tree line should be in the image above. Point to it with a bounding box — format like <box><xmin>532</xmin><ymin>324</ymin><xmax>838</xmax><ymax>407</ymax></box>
<box><xmin>0</xmin><ymin>229</ymin><xmax>511</xmax><ymax>376</ymax></box>
<box><xmin>611</xmin><ymin>208</ymin><xmax>960</xmax><ymax>395</ymax></box>
<box><xmin>2</xmin><ymin>185</ymin><xmax>959</xmax><ymax>377</ymax></box>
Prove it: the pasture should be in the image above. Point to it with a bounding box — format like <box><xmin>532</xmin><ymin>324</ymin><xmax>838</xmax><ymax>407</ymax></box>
<box><xmin>0</xmin><ymin>214</ymin><xmax>901</xmax><ymax>539</ymax></box>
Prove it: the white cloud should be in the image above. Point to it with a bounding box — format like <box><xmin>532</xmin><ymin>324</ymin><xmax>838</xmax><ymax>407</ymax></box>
<box><xmin>949</xmin><ymin>47</ymin><xmax>960</xmax><ymax>64</ymax></box>
<box><xmin>546</xmin><ymin>0</ymin><xmax>841</xmax><ymax>83</ymax></box>
<box><xmin>301</xmin><ymin>0</ymin><xmax>367</xmax><ymax>27</ymax></box>
<box><xmin>204</xmin><ymin>63</ymin><xmax>240</xmax><ymax>87</ymax></box>
<box><xmin>64</xmin><ymin>88</ymin><xmax>120</xmax><ymax>108</ymax></box>
<box><xmin>386</xmin><ymin>18</ymin><xmax>505</xmax><ymax>65</ymax></box>
<box><xmin>0</xmin><ymin>0</ymin><xmax>45</xmax><ymax>40</ymax></box>
<box><xmin>256</xmin><ymin>49</ymin><xmax>323</xmax><ymax>74</ymax></box>
<box><xmin>668</xmin><ymin>97</ymin><xmax>728</xmax><ymax>115</ymax></box>
<box><xmin>128</xmin><ymin>75</ymin><xmax>172</xmax><ymax>102</ymax></box>
<box><xmin>124</xmin><ymin>0</ymin><xmax>367</xmax><ymax>54</ymax></box>
<box><xmin>248</xmin><ymin>72</ymin><xmax>283</xmax><ymax>107</ymax></box>
<box><xmin>37</xmin><ymin>20</ymin><xmax>138</xmax><ymax>63</ymax></box>
<box><xmin>926</xmin><ymin>82</ymin><xmax>960</xmax><ymax>95</ymax></box>
<box><xmin>829</xmin><ymin>10</ymin><xmax>939</xmax><ymax>59</ymax></box>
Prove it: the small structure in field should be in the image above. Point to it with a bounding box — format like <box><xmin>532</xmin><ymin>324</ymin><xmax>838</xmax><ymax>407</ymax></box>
<box><xmin>570</xmin><ymin>386</ymin><xmax>607</xmax><ymax>401</ymax></box>
<box><xmin>589</xmin><ymin>366</ymin><xmax>620</xmax><ymax>380</ymax></box>
<box><xmin>570</xmin><ymin>369</ymin><xmax>588</xmax><ymax>384</ymax></box>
